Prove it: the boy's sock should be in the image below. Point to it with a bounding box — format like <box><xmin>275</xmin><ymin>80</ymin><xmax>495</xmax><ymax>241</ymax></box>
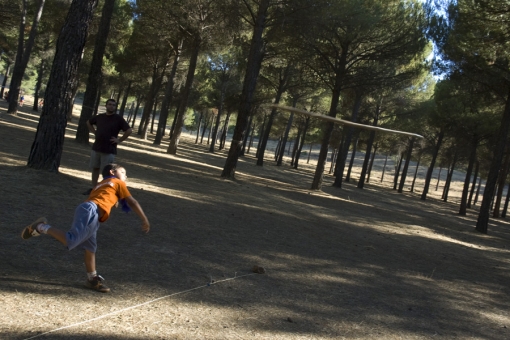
<box><xmin>87</xmin><ymin>271</ymin><xmax>98</xmax><ymax>281</ymax></box>
<box><xmin>36</xmin><ymin>224</ymin><xmax>51</xmax><ymax>234</ymax></box>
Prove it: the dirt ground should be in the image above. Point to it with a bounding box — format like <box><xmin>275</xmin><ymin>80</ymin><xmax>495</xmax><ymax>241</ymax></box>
<box><xmin>0</xmin><ymin>97</ymin><xmax>509</xmax><ymax>340</ymax></box>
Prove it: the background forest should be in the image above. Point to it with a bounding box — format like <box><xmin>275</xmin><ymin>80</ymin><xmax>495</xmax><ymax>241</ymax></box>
<box><xmin>1</xmin><ymin>0</ymin><xmax>510</xmax><ymax>234</ymax></box>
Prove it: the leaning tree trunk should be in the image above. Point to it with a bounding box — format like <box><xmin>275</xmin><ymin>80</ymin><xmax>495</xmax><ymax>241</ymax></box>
<box><xmin>398</xmin><ymin>138</ymin><xmax>415</xmax><ymax>193</ymax></box>
<box><xmin>75</xmin><ymin>0</ymin><xmax>115</xmax><ymax>144</ymax></box>
<box><xmin>366</xmin><ymin>143</ymin><xmax>378</xmax><ymax>183</ymax></box>
<box><xmin>27</xmin><ymin>0</ymin><xmax>98</xmax><ymax>171</ymax></box>
<box><xmin>345</xmin><ymin>136</ymin><xmax>359</xmax><ymax>182</ymax></box>
<box><xmin>421</xmin><ymin>129</ymin><xmax>445</xmax><ymax>200</ymax></box>
<box><xmin>410</xmin><ymin>153</ymin><xmax>421</xmax><ymax>192</ymax></box>
<box><xmin>443</xmin><ymin>152</ymin><xmax>458</xmax><ymax>202</ymax></box>
<box><xmin>168</xmin><ymin>34</ymin><xmax>201</xmax><ymax>154</ymax></box>
<box><xmin>221</xmin><ymin>0</ymin><xmax>270</xmax><ymax>178</ymax></box>
<box><xmin>8</xmin><ymin>0</ymin><xmax>46</xmax><ymax>115</ymax></box>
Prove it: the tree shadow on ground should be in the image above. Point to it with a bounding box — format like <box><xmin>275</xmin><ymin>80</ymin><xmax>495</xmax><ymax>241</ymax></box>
<box><xmin>1</xmin><ymin>107</ymin><xmax>509</xmax><ymax>339</ymax></box>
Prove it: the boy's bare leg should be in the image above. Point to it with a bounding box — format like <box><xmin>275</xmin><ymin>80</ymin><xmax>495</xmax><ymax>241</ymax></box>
<box><xmin>91</xmin><ymin>167</ymin><xmax>100</xmax><ymax>187</ymax></box>
<box><xmin>46</xmin><ymin>227</ymin><xmax>68</xmax><ymax>246</ymax></box>
<box><xmin>84</xmin><ymin>250</ymin><xmax>96</xmax><ymax>273</ymax></box>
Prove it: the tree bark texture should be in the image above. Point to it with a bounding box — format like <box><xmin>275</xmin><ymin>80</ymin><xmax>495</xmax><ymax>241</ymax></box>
<box><xmin>221</xmin><ymin>0</ymin><xmax>269</xmax><ymax>178</ymax></box>
<box><xmin>459</xmin><ymin>140</ymin><xmax>478</xmax><ymax>215</ymax></box>
<box><xmin>27</xmin><ymin>0</ymin><xmax>98</xmax><ymax>171</ymax></box>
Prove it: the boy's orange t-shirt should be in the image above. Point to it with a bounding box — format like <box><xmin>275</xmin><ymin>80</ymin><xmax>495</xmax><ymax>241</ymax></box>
<box><xmin>87</xmin><ymin>177</ymin><xmax>131</xmax><ymax>222</ymax></box>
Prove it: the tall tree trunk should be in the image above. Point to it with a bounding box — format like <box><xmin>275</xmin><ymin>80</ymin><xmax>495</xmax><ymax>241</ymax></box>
<box><xmin>277</xmin><ymin>110</ymin><xmax>295</xmax><ymax>166</ymax></box>
<box><xmin>460</xmin><ymin>139</ymin><xmax>478</xmax><ymax>215</ymax></box>
<box><xmin>131</xmin><ymin>96</ymin><xmax>142</xmax><ymax>128</ymax></box>
<box><xmin>474</xmin><ymin>175</ymin><xmax>483</xmax><ymax>205</ymax></box>
<box><xmin>332</xmin><ymin>91</ymin><xmax>362</xmax><ymax>188</ymax></box>
<box><xmin>493</xmin><ymin>150</ymin><xmax>510</xmax><ymax>218</ymax></box>
<box><xmin>27</xmin><ymin>0</ymin><xmax>98</xmax><ymax>170</ymax></box>
<box><xmin>168</xmin><ymin>34</ymin><xmax>201</xmax><ymax>154</ymax></box>
<box><xmin>256</xmin><ymin>66</ymin><xmax>290</xmax><ymax>166</ymax></box>
<box><xmin>154</xmin><ymin>40</ymin><xmax>182</xmax><ymax>145</ymax></box>
<box><xmin>255</xmin><ymin>114</ymin><xmax>267</xmax><ymax>158</ymax></box>
<box><xmin>442</xmin><ymin>152</ymin><xmax>458</xmax><ymax>202</ymax></box>
<box><xmin>195</xmin><ymin>110</ymin><xmax>203</xmax><ymax>144</ymax></box>
<box><xmin>468</xmin><ymin>161</ymin><xmax>479</xmax><ymax>208</ymax></box>
<box><xmin>502</xmin><ymin>184</ymin><xmax>510</xmax><ymax>218</ymax></box>
<box><xmin>345</xmin><ymin>137</ymin><xmax>358</xmax><ymax>182</ymax></box>
<box><xmin>410</xmin><ymin>154</ymin><xmax>421</xmax><ymax>192</ymax></box>
<box><xmin>291</xmin><ymin>123</ymin><xmax>303</xmax><ymax>166</ymax></box>
<box><xmin>476</xmin><ymin>90</ymin><xmax>510</xmax><ymax>233</ymax></box>
<box><xmin>32</xmin><ymin>58</ymin><xmax>45</xmax><ymax>112</ymax></box>
<box><xmin>219</xmin><ymin>109</ymin><xmax>232</xmax><ymax>150</ymax></box>
<box><xmin>358</xmin><ymin>108</ymin><xmax>380</xmax><ymax>188</ymax></box>
<box><xmin>240</xmin><ymin>114</ymin><xmax>254</xmax><ymax>156</ymax></box>
<box><xmin>8</xmin><ymin>0</ymin><xmax>46</xmax><ymax>115</ymax></box>
<box><xmin>421</xmin><ymin>129</ymin><xmax>445</xmax><ymax>200</ymax></box>
<box><xmin>435</xmin><ymin>167</ymin><xmax>443</xmax><ymax>191</ymax></box>
<box><xmin>118</xmin><ymin>80</ymin><xmax>132</xmax><ymax>118</ymax></box>
<box><xmin>398</xmin><ymin>138</ymin><xmax>415</xmax><ymax>193</ymax></box>
<box><xmin>381</xmin><ymin>154</ymin><xmax>389</xmax><ymax>183</ymax></box>
<box><xmin>75</xmin><ymin>0</ymin><xmax>116</xmax><ymax>143</ymax></box>
<box><xmin>201</xmin><ymin>112</ymin><xmax>212</xmax><ymax>144</ymax></box>
<box><xmin>367</xmin><ymin>143</ymin><xmax>378</xmax><ymax>183</ymax></box>
<box><xmin>221</xmin><ymin>0</ymin><xmax>270</xmax><ymax>178</ymax></box>
<box><xmin>294</xmin><ymin>117</ymin><xmax>310</xmax><ymax>169</ymax></box>
<box><xmin>393</xmin><ymin>151</ymin><xmax>404</xmax><ymax>190</ymax></box>
<box><xmin>150</xmin><ymin>99</ymin><xmax>159</xmax><ymax>134</ymax></box>
<box><xmin>140</xmin><ymin>62</ymin><xmax>167</xmax><ymax>139</ymax></box>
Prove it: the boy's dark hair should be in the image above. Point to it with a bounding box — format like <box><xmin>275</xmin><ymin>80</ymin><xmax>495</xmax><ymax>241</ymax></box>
<box><xmin>105</xmin><ymin>98</ymin><xmax>117</xmax><ymax>106</ymax></box>
<box><xmin>102</xmin><ymin>163</ymin><xmax>123</xmax><ymax>178</ymax></box>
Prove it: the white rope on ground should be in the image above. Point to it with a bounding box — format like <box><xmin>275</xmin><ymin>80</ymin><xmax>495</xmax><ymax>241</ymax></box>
<box><xmin>22</xmin><ymin>272</ymin><xmax>257</xmax><ymax>340</ymax></box>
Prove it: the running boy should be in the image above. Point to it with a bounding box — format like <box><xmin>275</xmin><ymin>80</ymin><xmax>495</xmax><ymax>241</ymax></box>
<box><xmin>21</xmin><ymin>164</ymin><xmax>150</xmax><ymax>293</ymax></box>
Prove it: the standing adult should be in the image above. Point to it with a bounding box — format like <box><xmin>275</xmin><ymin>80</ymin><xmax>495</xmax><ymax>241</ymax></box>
<box><xmin>84</xmin><ymin>99</ymin><xmax>132</xmax><ymax>195</ymax></box>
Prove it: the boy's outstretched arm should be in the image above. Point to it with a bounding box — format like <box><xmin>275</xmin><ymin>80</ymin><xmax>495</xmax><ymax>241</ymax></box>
<box><xmin>124</xmin><ymin>196</ymin><xmax>150</xmax><ymax>233</ymax></box>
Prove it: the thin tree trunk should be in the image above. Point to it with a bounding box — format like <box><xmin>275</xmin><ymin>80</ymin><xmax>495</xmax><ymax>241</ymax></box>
<box><xmin>468</xmin><ymin>161</ymin><xmax>479</xmax><ymax>208</ymax></box>
<box><xmin>460</xmin><ymin>140</ymin><xmax>478</xmax><ymax>215</ymax></box>
<box><xmin>410</xmin><ymin>154</ymin><xmax>421</xmax><ymax>192</ymax></box>
<box><xmin>8</xmin><ymin>0</ymin><xmax>46</xmax><ymax>115</ymax></box>
<box><xmin>367</xmin><ymin>143</ymin><xmax>378</xmax><ymax>183</ymax></box>
<box><xmin>398</xmin><ymin>138</ymin><xmax>415</xmax><ymax>193</ymax></box>
<box><xmin>294</xmin><ymin>117</ymin><xmax>310</xmax><ymax>169</ymax></box>
<box><xmin>32</xmin><ymin>59</ymin><xmax>45</xmax><ymax>112</ymax></box>
<box><xmin>277</xmin><ymin>110</ymin><xmax>295</xmax><ymax>166</ymax></box>
<box><xmin>168</xmin><ymin>34</ymin><xmax>201</xmax><ymax>154</ymax></box>
<box><xmin>118</xmin><ymin>80</ymin><xmax>132</xmax><ymax>118</ymax></box>
<box><xmin>443</xmin><ymin>152</ymin><xmax>458</xmax><ymax>202</ymax></box>
<box><xmin>493</xmin><ymin>150</ymin><xmax>510</xmax><ymax>218</ymax></box>
<box><xmin>154</xmin><ymin>40</ymin><xmax>183</xmax><ymax>145</ymax></box>
<box><xmin>332</xmin><ymin>91</ymin><xmax>362</xmax><ymax>188</ymax></box>
<box><xmin>502</xmin><ymin>184</ymin><xmax>510</xmax><ymax>218</ymax></box>
<box><xmin>345</xmin><ymin>137</ymin><xmax>358</xmax><ymax>182</ymax></box>
<box><xmin>474</xmin><ymin>176</ymin><xmax>482</xmax><ymax>206</ymax></box>
<box><xmin>381</xmin><ymin>154</ymin><xmax>389</xmax><ymax>183</ymax></box>
<box><xmin>421</xmin><ymin>130</ymin><xmax>445</xmax><ymax>200</ymax></box>
<box><xmin>359</xmin><ymin>110</ymin><xmax>379</xmax><ymax>188</ymax></box>
<box><xmin>393</xmin><ymin>151</ymin><xmax>404</xmax><ymax>190</ymax></box>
